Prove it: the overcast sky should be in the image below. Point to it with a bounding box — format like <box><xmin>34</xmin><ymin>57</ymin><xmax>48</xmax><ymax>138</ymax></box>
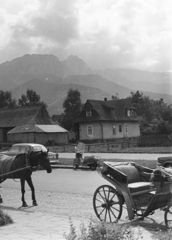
<box><xmin>0</xmin><ymin>0</ymin><xmax>171</xmax><ymax>72</ymax></box>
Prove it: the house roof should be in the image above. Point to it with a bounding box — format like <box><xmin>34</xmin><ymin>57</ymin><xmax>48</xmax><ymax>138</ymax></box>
<box><xmin>0</xmin><ymin>105</ymin><xmax>53</xmax><ymax>127</ymax></box>
<box><xmin>7</xmin><ymin>124</ymin><xmax>68</xmax><ymax>134</ymax></box>
<box><xmin>75</xmin><ymin>98</ymin><xmax>138</xmax><ymax>123</ymax></box>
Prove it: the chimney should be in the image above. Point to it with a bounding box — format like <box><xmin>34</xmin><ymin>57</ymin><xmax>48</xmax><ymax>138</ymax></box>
<box><xmin>104</xmin><ymin>98</ymin><xmax>107</xmax><ymax>101</ymax></box>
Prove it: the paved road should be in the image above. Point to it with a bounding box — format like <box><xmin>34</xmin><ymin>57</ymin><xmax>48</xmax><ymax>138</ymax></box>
<box><xmin>1</xmin><ymin>168</ymin><xmax>108</xmax><ymax>220</ymax></box>
<box><xmin>2</xmin><ymin>168</ymin><xmax>108</xmax><ymax>195</ymax></box>
<box><xmin>59</xmin><ymin>152</ymin><xmax>172</xmax><ymax>160</ymax></box>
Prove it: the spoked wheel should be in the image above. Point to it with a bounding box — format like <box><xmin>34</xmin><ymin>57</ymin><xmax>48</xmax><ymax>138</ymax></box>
<box><xmin>165</xmin><ymin>206</ymin><xmax>172</xmax><ymax>228</ymax></box>
<box><xmin>93</xmin><ymin>185</ymin><xmax>123</xmax><ymax>222</ymax></box>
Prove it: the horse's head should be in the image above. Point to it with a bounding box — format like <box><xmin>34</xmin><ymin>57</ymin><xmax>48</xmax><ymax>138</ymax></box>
<box><xmin>30</xmin><ymin>151</ymin><xmax>52</xmax><ymax>173</ymax></box>
<box><xmin>40</xmin><ymin>151</ymin><xmax>52</xmax><ymax>173</ymax></box>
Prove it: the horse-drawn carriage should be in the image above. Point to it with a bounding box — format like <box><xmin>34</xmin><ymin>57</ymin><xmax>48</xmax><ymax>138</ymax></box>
<box><xmin>93</xmin><ymin>161</ymin><xmax>172</xmax><ymax>228</ymax></box>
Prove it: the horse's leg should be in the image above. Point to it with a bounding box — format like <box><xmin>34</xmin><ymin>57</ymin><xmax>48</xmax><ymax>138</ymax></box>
<box><xmin>26</xmin><ymin>176</ymin><xmax>38</xmax><ymax>206</ymax></box>
<box><xmin>20</xmin><ymin>178</ymin><xmax>28</xmax><ymax>207</ymax></box>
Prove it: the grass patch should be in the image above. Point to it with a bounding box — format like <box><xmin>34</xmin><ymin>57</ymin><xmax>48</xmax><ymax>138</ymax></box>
<box><xmin>64</xmin><ymin>218</ymin><xmax>172</xmax><ymax>240</ymax></box>
<box><xmin>64</xmin><ymin>218</ymin><xmax>138</xmax><ymax>240</ymax></box>
<box><xmin>0</xmin><ymin>209</ymin><xmax>13</xmax><ymax>226</ymax></box>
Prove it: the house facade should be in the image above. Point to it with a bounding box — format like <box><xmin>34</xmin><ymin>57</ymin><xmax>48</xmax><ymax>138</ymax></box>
<box><xmin>0</xmin><ymin>105</ymin><xmax>68</xmax><ymax>144</ymax></box>
<box><xmin>75</xmin><ymin>98</ymin><xmax>140</xmax><ymax>142</ymax></box>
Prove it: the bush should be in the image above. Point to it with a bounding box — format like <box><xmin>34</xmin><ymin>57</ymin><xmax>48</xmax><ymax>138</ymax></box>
<box><xmin>64</xmin><ymin>218</ymin><xmax>137</xmax><ymax>240</ymax></box>
<box><xmin>0</xmin><ymin>209</ymin><xmax>13</xmax><ymax>226</ymax></box>
<box><xmin>155</xmin><ymin>229</ymin><xmax>172</xmax><ymax>240</ymax></box>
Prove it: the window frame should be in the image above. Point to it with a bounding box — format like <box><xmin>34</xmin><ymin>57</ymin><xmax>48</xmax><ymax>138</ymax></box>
<box><xmin>87</xmin><ymin>125</ymin><xmax>93</xmax><ymax>136</ymax></box>
<box><xmin>86</xmin><ymin>110</ymin><xmax>92</xmax><ymax>117</ymax></box>
<box><xmin>111</xmin><ymin>109</ymin><xmax>115</xmax><ymax>117</ymax></box>
<box><xmin>125</xmin><ymin>124</ymin><xmax>128</xmax><ymax>134</ymax></box>
<box><xmin>112</xmin><ymin>125</ymin><xmax>116</xmax><ymax>135</ymax></box>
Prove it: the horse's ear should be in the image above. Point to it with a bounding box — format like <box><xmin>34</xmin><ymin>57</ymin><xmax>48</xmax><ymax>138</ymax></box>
<box><xmin>47</xmin><ymin>149</ymin><xmax>49</xmax><ymax>154</ymax></box>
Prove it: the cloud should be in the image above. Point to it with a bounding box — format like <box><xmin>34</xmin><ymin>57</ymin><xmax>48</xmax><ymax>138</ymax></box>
<box><xmin>0</xmin><ymin>0</ymin><xmax>171</xmax><ymax>72</ymax></box>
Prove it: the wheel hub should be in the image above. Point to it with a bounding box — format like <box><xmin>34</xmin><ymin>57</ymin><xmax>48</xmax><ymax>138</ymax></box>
<box><xmin>102</xmin><ymin>200</ymin><xmax>113</xmax><ymax>209</ymax></box>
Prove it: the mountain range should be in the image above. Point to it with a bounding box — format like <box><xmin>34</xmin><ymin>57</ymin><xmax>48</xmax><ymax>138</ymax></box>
<box><xmin>0</xmin><ymin>54</ymin><xmax>171</xmax><ymax>115</ymax></box>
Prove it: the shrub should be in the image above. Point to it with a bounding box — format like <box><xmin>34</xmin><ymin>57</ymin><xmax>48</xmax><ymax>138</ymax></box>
<box><xmin>156</xmin><ymin>229</ymin><xmax>172</xmax><ymax>240</ymax></box>
<box><xmin>64</xmin><ymin>218</ymin><xmax>136</xmax><ymax>240</ymax></box>
<box><xmin>0</xmin><ymin>209</ymin><xmax>13</xmax><ymax>226</ymax></box>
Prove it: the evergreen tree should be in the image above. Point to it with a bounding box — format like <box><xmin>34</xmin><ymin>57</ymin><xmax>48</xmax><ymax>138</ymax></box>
<box><xmin>62</xmin><ymin>89</ymin><xmax>82</xmax><ymax>130</ymax></box>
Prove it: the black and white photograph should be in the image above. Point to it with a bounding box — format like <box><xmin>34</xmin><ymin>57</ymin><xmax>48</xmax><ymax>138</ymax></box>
<box><xmin>0</xmin><ymin>0</ymin><xmax>171</xmax><ymax>239</ymax></box>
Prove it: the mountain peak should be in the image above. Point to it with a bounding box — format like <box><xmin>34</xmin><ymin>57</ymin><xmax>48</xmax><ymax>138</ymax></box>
<box><xmin>67</xmin><ymin>55</ymin><xmax>84</xmax><ymax>62</ymax></box>
<box><xmin>63</xmin><ymin>55</ymin><xmax>92</xmax><ymax>75</ymax></box>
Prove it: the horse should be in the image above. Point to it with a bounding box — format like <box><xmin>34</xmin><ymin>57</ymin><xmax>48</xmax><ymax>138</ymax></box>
<box><xmin>0</xmin><ymin>150</ymin><xmax>52</xmax><ymax>207</ymax></box>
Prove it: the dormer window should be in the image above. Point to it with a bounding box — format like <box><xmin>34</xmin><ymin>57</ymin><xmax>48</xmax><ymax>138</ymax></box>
<box><xmin>127</xmin><ymin>109</ymin><xmax>131</xmax><ymax>117</ymax></box>
<box><xmin>86</xmin><ymin>110</ymin><xmax>92</xmax><ymax>117</ymax></box>
<box><xmin>127</xmin><ymin>109</ymin><xmax>136</xmax><ymax>117</ymax></box>
<box><xmin>111</xmin><ymin>109</ymin><xmax>115</xmax><ymax>117</ymax></box>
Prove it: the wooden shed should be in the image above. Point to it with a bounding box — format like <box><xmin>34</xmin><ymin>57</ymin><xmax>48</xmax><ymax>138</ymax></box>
<box><xmin>0</xmin><ymin>105</ymin><xmax>68</xmax><ymax>144</ymax></box>
<box><xmin>7</xmin><ymin>124</ymin><xmax>68</xmax><ymax>145</ymax></box>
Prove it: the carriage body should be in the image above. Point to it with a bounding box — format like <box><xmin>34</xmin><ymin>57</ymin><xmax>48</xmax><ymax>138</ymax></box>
<box><xmin>93</xmin><ymin>162</ymin><xmax>172</xmax><ymax>227</ymax></box>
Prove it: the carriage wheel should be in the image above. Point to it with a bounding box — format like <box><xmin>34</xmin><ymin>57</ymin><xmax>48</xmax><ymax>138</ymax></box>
<box><xmin>164</xmin><ymin>206</ymin><xmax>172</xmax><ymax>228</ymax></box>
<box><xmin>93</xmin><ymin>185</ymin><xmax>123</xmax><ymax>222</ymax></box>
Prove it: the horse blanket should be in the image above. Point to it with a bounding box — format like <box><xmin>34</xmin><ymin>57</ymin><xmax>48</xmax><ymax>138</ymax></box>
<box><xmin>0</xmin><ymin>154</ymin><xmax>15</xmax><ymax>176</ymax></box>
<box><xmin>0</xmin><ymin>153</ymin><xmax>29</xmax><ymax>183</ymax></box>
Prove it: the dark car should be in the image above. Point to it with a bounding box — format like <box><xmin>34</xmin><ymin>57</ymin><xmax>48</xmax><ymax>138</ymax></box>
<box><xmin>157</xmin><ymin>157</ymin><xmax>172</xmax><ymax>168</ymax></box>
<box><xmin>1</xmin><ymin>143</ymin><xmax>59</xmax><ymax>166</ymax></box>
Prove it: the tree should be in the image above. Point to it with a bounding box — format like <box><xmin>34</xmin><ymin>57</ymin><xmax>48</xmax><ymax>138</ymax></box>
<box><xmin>112</xmin><ymin>93</ymin><xmax>119</xmax><ymax>100</ymax></box>
<box><xmin>0</xmin><ymin>90</ymin><xmax>16</xmax><ymax>108</ymax></box>
<box><xmin>130</xmin><ymin>90</ymin><xmax>172</xmax><ymax>135</ymax></box>
<box><xmin>62</xmin><ymin>89</ymin><xmax>82</xmax><ymax>130</ymax></box>
<box><xmin>18</xmin><ymin>89</ymin><xmax>46</xmax><ymax>108</ymax></box>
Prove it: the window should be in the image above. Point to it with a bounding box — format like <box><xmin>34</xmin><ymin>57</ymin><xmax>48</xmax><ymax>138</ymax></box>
<box><xmin>119</xmin><ymin>124</ymin><xmax>122</xmax><ymax>133</ymax></box>
<box><xmin>87</xmin><ymin>125</ymin><xmax>93</xmax><ymax>136</ymax></box>
<box><xmin>127</xmin><ymin>109</ymin><xmax>131</xmax><ymax>117</ymax></box>
<box><xmin>127</xmin><ymin>109</ymin><xmax>136</xmax><ymax>117</ymax></box>
<box><xmin>125</xmin><ymin>124</ymin><xmax>128</xmax><ymax>134</ymax></box>
<box><xmin>111</xmin><ymin>109</ymin><xmax>115</xmax><ymax>117</ymax></box>
<box><xmin>112</xmin><ymin>125</ymin><xmax>116</xmax><ymax>135</ymax></box>
<box><xmin>86</xmin><ymin>110</ymin><xmax>92</xmax><ymax>117</ymax></box>
<box><xmin>131</xmin><ymin>109</ymin><xmax>136</xmax><ymax>117</ymax></box>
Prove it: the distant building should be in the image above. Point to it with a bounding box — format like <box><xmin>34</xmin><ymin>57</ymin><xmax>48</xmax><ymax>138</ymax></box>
<box><xmin>75</xmin><ymin>98</ymin><xmax>140</xmax><ymax>142</ymax></box>
<box><xmin>0</xmin><ymin>105</ymin><xmax>68</xmax><ymax>144</ymax></box>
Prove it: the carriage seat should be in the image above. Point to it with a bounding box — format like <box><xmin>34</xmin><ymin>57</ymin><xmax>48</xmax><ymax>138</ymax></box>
<box><xmin>103</xmin><ymin>162</ymin><xmax>154</xmax><ymax>195</ymax></box>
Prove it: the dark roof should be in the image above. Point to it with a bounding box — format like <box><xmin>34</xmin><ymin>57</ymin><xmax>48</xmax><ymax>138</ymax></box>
<box><xmin>0</xmin><ymin>105</ymin><xmax>53</xmax><ymax>127</ymax></box>
<box><xmin>75</xmin><ymin>99</ymin><xmax>138</xmax><ymax>123</ymax></box>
